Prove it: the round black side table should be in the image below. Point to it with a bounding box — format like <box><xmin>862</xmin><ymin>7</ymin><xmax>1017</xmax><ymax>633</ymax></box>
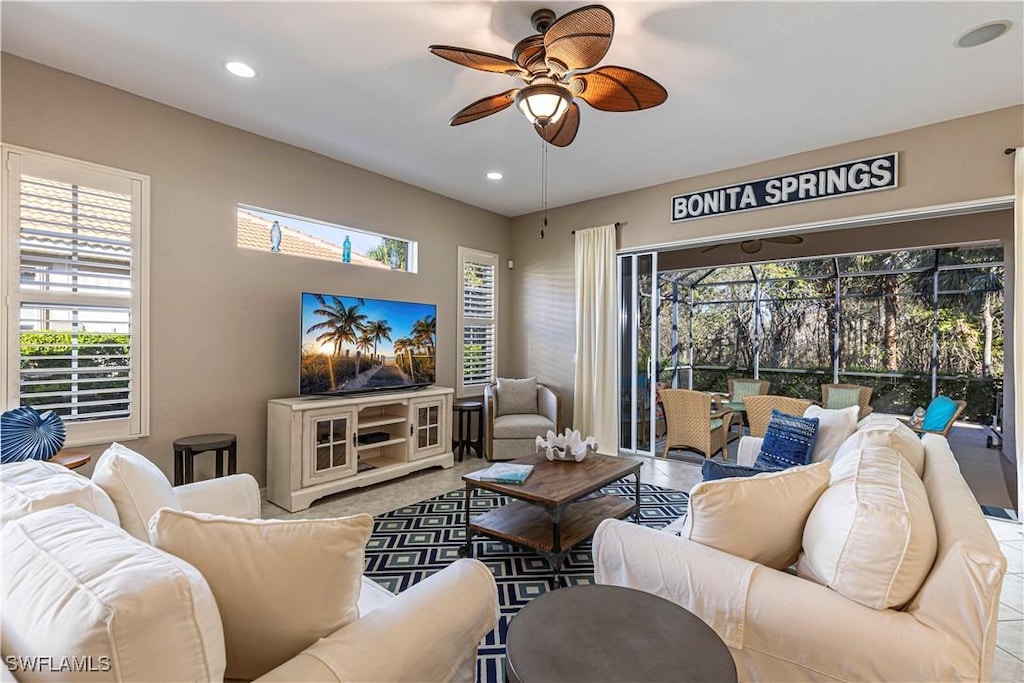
<box><xmin>505</xmin><ymin>584</ymin><xmax>737</xmax><ymax>683</ymax></box>
<box><xmin>173</xmin><ymin>433</ymin><xmax>237</xmax><ymax>486</ymax></box>
<box><xmin>452</xmin><ymin>399</ymin><xmax>484</xmax><ymax>462</ymax></box>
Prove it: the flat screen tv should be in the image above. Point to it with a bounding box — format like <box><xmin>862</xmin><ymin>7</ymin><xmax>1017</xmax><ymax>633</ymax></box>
<box><xmin>300</xmin><ymin>292</ymin><xmax>436</xmax><ymax>396</ymax></box>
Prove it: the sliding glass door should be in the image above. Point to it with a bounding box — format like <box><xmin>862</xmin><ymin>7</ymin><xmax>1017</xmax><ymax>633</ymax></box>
<box><xmin>619</xmin><ymin>252</ymin><xmax>658</xmax><ymax>456</ymax></box>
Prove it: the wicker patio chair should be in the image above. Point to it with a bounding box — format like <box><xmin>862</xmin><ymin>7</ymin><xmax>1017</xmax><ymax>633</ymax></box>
<box><xmin>743</xmin><ymin>395</ymin><xmax>814</xmax><ymax>438</ymax></box>
<box><xmin>660</xmin><ymin>389</ymin><xmax>734</xmax><ymax>460</ymax></box>
<box><xmin>820</xmin><ymin>383</ymin><xmax>874</xmax><ymax>420</ymax></box>
<box><xmin>906</xmin><ymin>399</ymin><xmax>967</xmax><ymax>438</ymax></box>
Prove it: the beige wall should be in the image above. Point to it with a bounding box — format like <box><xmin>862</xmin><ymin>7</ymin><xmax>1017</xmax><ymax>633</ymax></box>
<box><xmin>1</xmin><ymin>55</ymin><xmax>513</xmax><ymax>483</ymax></box>
<box><xmin>509</xmin><ymin>107</ymin><xmax>1023</xmax><ymax>454</ymax></box>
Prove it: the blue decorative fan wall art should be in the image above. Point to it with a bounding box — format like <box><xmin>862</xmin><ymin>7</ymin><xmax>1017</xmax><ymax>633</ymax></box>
<box><xmin>1</xmin><ymin>406</ymin><xmax>66</xmax><ymax>464</ymax></box>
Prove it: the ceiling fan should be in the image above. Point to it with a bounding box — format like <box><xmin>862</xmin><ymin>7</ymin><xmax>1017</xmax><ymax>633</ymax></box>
<box><xmin>428</xmin><ymin>4</ymin><xmax>668</xmax><ymax>147</ymax></box>
<box><xmin>701</xmin><ymin>236</ymin><xmax>805</xmax><ymax>255</ymax></box>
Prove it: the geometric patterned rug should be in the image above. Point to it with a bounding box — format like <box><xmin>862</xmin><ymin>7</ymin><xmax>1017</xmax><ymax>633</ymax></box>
<box><xmin>363</xmin><ymin>482</ymin><xmax>688</xmax><ymax>683</ymax></box>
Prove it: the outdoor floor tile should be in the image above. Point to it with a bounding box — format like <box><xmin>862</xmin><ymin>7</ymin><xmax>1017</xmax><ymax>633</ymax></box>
<box><xmin>999</xmin><ymin>601</ymin><xmax>1024</xmax><ymax>621</ymax></box>
<box><xmin>1002</xmin><ymin>574</ymin><xmax>1024</xmax><ymax>613</ymax></box>
<box><xmin>993</xmin><ymin>647</ymin><xmax>1024</xmax><ymax>682</ymax></box>
<box><xmin>996</xmin><ymin>619</ymin><xmax>1023</xmax><ymax>661</ymax></box>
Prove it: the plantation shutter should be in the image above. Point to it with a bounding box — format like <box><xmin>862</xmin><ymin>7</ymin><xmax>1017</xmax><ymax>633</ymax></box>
<box><xmin>458</xmin><ymin>247</ymin><xmax>497</xmax><ymax>395</ymax></box>
<box><xmin>5</xmin><ymin>149</ymin><xmax>148</xmax><ymax>443</ymax></box>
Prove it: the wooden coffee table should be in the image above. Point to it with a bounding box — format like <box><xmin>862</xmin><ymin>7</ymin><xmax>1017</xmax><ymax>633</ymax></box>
<box><xmin>458</xmin><ymin>452</ymin><xmax>642</xmax><ymax>582</ymax></box>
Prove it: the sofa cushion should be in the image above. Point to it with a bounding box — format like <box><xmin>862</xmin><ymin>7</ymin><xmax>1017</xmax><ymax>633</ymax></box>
<box><xmin>1</xmin><ymin>505</ymin><xmax>225</xmax><ymax>682</ymax></box>
<box><xmin>92</xmin><ymin>442</ymin><xmax>180</xmax><ymax>541</ymax></box>
<box><xmin>495</xmin><ymin>377</ymin><xmax>538</xmax><ymax>416</ymax></box>
<box><xmin>803</xmin><ymin>405</ymin><xmax>859</xmax><ymax>462</ymax></box>
<box><xmin>681</xmin><ymin>461</ymin><xmax>831</xmax><ymax>569</ymax></box>
<box><xmin>922</xmin><ymin>395</ymin><xmax>959</xmax><ymax>431</ymax></box>
<box><xmin>0</xmin><ymin>459</ymin><xmax>119</xmax><ymax>529</ymax></box>
<box><xmin>836</xmin><ymin>420</ymin><xmax>925</xmax><ymax>477</ymax></box>
<box><xmin>493</xmin><ymin>413</ymin><xmax>556</xmax><ymax>440</ymax></box>
<box><xmin>797</xmin><ymin>446</ymin><xmax>937</xmax><ymax>609</ymax></box>
<box><xmin>756</xmin><ymin>410</ymin><xmax>819</xmax><ymax>470</ymax></box>
<box><xmin>150</xmin><ymin>509</ymin><xmax>372</xmax><ymax>680</ymax></box>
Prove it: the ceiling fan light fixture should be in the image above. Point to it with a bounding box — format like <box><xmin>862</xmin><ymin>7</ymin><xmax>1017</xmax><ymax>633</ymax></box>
<box><xmin>515</xmin><ymin>84</ymin><xmax>572</xmax><ymax>127</ymax></box>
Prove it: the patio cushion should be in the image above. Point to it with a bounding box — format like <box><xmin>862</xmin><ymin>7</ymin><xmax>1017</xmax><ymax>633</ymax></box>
<box><xmin>803</xmin><ymin>405</ymin><xmax>859</xmax><ymax>462</ymax></box>
<box><xmin>731</xmin><ymin>381</ymin><xmax>764</xmax><ymax>401</ymax></box>
<box><xmin>922</xmin><ymin>395</ymin><xmax>958</xmax><ymax>432</ymax></box>
<box><xmin>756</xmin><ymin>410</ymin><xmax>819</xmax><ymax>470</ymax></box>
<box><xmin>493</xmin><ymin>414</ymin><xmax>556</xmax><ymax>440</ymax></box>
<box><xmin>825</xmin><ymin>387</ymin><xmax>862</xmax><ymax>410</ymax></box>
<box><xmin>710</xmin><ymin>417</ymin><xmax>724</xmax><ymax>431</ymax></box>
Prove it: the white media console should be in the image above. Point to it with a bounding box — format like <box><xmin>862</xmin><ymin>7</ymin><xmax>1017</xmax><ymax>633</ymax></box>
<box><xmin>266</xmin><ymin>386</ymin><xmax>454</xmax><ymax>512</ymax></box>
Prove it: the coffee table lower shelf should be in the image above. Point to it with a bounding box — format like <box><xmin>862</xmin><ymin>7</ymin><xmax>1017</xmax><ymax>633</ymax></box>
<box><xmin>462</xmin><ymin>494</ymin><xmax>637</xmax><ymax>579</ymax></box>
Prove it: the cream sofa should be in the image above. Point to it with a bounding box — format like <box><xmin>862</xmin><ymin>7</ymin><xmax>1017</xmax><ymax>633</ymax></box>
<box><xmin>594</xmin><ymin>433</ymin><xmax>1007</xmax><ymax>682</ymax></box>
<box><xmin>1</xmin><ymin>454</ymin><xmax>499</xmax><ymax>682</ymax></box>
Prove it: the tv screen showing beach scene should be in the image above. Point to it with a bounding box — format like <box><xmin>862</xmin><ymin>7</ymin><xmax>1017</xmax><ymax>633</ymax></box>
<box><xmin>300</xmin><ymin>293</ymin><xmax>436</xmax><ymax>395</ymax></box>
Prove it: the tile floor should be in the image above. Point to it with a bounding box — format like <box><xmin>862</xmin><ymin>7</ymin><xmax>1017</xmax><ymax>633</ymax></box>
<box><xmin>261</xmin><ymin>454</ymin><xmax>1024</xmax><ymax>682</ymax></box>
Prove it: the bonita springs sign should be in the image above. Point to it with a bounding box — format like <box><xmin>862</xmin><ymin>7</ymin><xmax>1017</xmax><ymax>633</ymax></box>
<box><xmin>671</xmin><ymin>153</ymin><xmax>898</xmax><ymax>223</ymax></box>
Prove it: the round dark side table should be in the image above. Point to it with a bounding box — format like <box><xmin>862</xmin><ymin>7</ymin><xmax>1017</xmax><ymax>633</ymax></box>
<box><xmin>452</xmin><ymin>399</ymin><xmax>484</xmax><ymax>462</ymax></box>
<box><xmin>505</xmin><ymin>584</ymin><xmax>737</xmax><ymax>683</ymax></box>
<box><xmin>173</xmin><ymin>433</ymin><xmax>237</xmax><ymax>486</ymax></box>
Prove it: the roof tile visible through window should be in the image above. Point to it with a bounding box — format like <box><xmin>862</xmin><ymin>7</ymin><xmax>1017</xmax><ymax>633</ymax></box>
<box><xmin>236</xmin><ymin>208</ymin><xmax>389</xmax><ymax>268</ymax></box>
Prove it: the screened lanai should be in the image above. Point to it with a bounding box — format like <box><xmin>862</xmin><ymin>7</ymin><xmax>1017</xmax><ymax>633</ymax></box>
<box><xmin>656</xmin><ymin>242</ymin><xmax>1005</xmax><ymax>427</ymax></box>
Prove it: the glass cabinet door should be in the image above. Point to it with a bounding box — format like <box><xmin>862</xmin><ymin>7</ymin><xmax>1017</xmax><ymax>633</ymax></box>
<box><xmin>409</xmin><ymin>398</ymin><xmax>445</xmax><ymax>460</ymax></box>
<box><xmin>302</xmin><ymin>409</ymin><xmax>356</xmax><ymax>486</ymax></box>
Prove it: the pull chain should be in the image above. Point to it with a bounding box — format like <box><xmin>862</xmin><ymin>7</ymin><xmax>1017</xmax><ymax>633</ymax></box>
<box><xmin>540</xmin><ymin>140</ymin><xmax>548</xmax><ymax>238</ymax></box>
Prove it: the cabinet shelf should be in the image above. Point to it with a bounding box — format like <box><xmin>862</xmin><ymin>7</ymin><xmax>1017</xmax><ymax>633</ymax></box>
<box><xmin>356</xmin><ymin>436</ymin><xmax>407</xmax><ymax>452</ymax></box>
<box><xmin>358</xmin><ymin>415</ymin><xmax>407</xmax><ymax>429</ymax></box>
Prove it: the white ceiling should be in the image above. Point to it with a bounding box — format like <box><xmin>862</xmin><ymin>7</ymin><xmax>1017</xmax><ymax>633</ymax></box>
<box><xmin>3</xmin><ymin>2</ymin><xmax>1022</xmax><ymax>217</ymax></box>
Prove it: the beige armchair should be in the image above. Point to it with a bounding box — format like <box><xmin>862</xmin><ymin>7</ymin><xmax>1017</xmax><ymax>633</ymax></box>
<box><xmin>484</xmin><ymin>378</ymin><xmax>560</xmax><ymax>461</ymax></box>
<box><xmin>821</xmin><ymin>383</ymin><xmax>874</xmax><ymax>420</ymax></box>
<box><xmin>660</xmin><ymin>389</ymin><xmax>734</xmax><ymax>460</ymax></box>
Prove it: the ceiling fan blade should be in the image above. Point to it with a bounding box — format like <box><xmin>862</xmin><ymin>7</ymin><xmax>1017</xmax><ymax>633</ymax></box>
<box><xmin>570</xmin><ymin>66</ymin><xmax>668</xmax><ymax>112</ymax></box>
<box><xmin>449</xmin><ymin>90</ymin><xmax>517</xmax><ymax>126</ymax></box>
<box><xmin>429</xmin><ymin>45</ymin><xmax>526</xmax><ymax>76</ymax></box>
<box><xmin>543</xmin><ymin>5</ymin><xmax>614</xmax><ymax>74</ymax></box>
<box><xmin>764</xmin><ymin>235</ymin><xmax>804</xmax><ymax>245</ymax></box>
<box><xmin>534</xmin><ymin>102</ymin><xmax>580</xmax><ymax>147</ymax></box>
<box><xmin>701</xmin><ymin>244</ymin><xmax>723</xmax><ymax>254</ymax></box>
<box><xmin>740</xmin><ymin>240</ymin><xmax>763</xmax><ymax>254</ymax></box>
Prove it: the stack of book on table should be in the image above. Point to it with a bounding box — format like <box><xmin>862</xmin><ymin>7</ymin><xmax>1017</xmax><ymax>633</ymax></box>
<box><xmin>470</xmin><ymin>463</ymin><xmax>534</xmax><ymax>484</ymax></box>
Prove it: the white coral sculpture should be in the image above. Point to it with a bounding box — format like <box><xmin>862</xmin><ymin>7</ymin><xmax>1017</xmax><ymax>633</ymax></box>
<box><xmin>535</xmin><ymin>428</ymin><xmax>599</xmax><ymax>462</ymax></box>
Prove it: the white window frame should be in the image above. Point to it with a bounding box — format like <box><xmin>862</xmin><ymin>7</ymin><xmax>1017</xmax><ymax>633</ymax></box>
<box><xmin>457</xmin><ymin>247</ymin><xmax>498</xmax><ymax>397</ymax></box>
<box><xmin>2</xmin><ymin>145</ymin><xmax>150</xmax><ymax>447</ymax></box>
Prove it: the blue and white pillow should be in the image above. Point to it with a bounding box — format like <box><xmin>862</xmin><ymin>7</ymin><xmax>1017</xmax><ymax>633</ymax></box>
<box><xmin>702</xmin><ymin>460</ymin><xmax>777</xmax><ymax>481</ymax></box>
<box><xmin>756</xmin><ymin>409</ymin><xmax>819</xmax><ymax>470</ymax></box>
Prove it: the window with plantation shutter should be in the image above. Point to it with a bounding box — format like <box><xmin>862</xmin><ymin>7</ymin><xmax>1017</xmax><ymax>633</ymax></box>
<box><xmin>3</xmin><ymin>147</ymin><xmax>149</xmax><ymax>446</ymax></box>
<box><xmin>457</xmin><ymin>247</ymin><xmax>497</xmax><ymax>397</ymax></box>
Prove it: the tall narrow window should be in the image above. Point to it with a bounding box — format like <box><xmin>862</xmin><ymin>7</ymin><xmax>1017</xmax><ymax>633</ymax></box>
<box><xmin>458</xmin><ymin>247</ymin><xmax>497</xmax><ymax>396</ymax></box>
<box><xmin>3</xmin><ymin>147</ymin><xmax>149</xmax><ymax>445</ymax></box>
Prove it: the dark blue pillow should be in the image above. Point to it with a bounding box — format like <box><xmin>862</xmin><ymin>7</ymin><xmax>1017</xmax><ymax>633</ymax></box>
<box><xmin>755</xmin><ymin>409</ymin><xmax>819</xmax><ymax>470</ymax></box>
<box><xmin>702</xmin><ymin>460</ymin><xmax>778</xmax><ymax>481</ymax></box>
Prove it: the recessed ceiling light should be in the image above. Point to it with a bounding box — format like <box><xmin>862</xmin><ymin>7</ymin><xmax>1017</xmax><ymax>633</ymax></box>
<box><xmin>955</xmin><ymin>20</ymin><xmax>1012</xmax><ymax>48</ymax></box>
<box><xmin>485</xmin><ymin>171</ymin><xmax>503</xmax><ymax>180</ymax></box>
<box><xmin>225</xmin><ymin>61</ymin><xmax>257</xmax><ymax>78</ymax></box>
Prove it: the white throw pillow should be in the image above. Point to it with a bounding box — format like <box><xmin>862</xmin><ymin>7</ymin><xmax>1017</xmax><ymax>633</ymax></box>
<box><xmin>802</xmin><ymin>405</ymin><xmax>859</xmax><ymax>462</ymax></box>
<box><xmin>92</xmin><ymin>442</ymin><xmax>180</xmax><ymax>540</ymax></box>
<box><xmin>0</xmin><ymin>459</ymin><xmax>119</xmax><ymax>529</ymax></box>
<box><xmin>835</xmin><ymin>421</ymin><xmax>925</xmax><ymax>477</ymax></box>
<box><xmin>150</xmin><ymin>509</ymin><xmax>373</xmax><ymax>680</ymax></box>
<box><xmin>2</xmin><ymin>505</ymin><xmax>225</xmax><ymax>682</ymax></box>
<box><xmin>496</xmin><ymin>377</ymin><xmax>538</xmax><ymax>416</ymax></box>
<box><xmin>798</xmin><ymin>446</ymin><xmax>937</xmax><ymax>609</ymax></box>
<box><xmin>681</xmin><ymin>461</ymin><xmax>831</xmax><ymax>569</ymax></box>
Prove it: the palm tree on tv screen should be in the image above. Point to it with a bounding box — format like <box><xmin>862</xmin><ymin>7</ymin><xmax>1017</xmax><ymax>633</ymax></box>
<box><xmin>412</xmin><ymin>314</ymin><xmax>436</xmax><ymax>355</ymax></box>
<box><xmin>368</xmin><ymin>319</ymin><xmax>393</xmax><ymax>364</ymax></box>
<box><xmin>393</xmin><ymin>337</ymin><xmax>412</xmax><ymax>375</ymax></box>
<box><xmin>355</xmin><ymin>332</ymin><xmax>375</xmax><ymax>376</ymax></box>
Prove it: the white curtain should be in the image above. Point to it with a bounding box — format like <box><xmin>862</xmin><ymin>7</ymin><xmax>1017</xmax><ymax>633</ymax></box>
<box><xmin>1014</xmin><ymin>147</ymin><xmax>1023</xmax><ymax>520</ymax></box>
<box><xmin>573</xmin><ymin>224</ymin><xmax>618</xmax><ymax>455</ymax></box>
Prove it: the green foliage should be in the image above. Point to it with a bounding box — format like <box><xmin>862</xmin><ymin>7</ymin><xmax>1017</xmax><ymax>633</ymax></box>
<box><xmin>19</xmin><ymin>332</ymin><xmax>131</xmax><ymax>416</ymax></box>
<box><xmin>367</xmin><ymin>238</ymin><xmax>409</xmax><ymax>270</ymax></box>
